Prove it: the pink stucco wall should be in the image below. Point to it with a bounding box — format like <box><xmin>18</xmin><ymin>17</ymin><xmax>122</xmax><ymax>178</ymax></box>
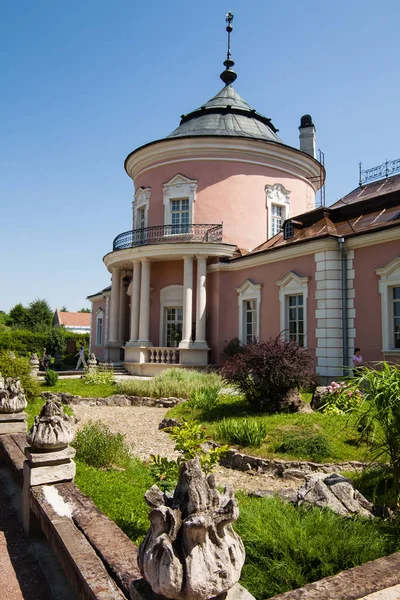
<box><xmin>353</xmin><ymin>240</ymin><xmax>400</xmax><ymax>363</ymax></box>
<box><xmin>135</xmin><ymin>161</ymin><xmax>315</xmax><ymax>251</ymax></box>
<box><xmin>208</xmin><ymin>254</ymin><xmax>317</xmax><ymax>364</ymax></box>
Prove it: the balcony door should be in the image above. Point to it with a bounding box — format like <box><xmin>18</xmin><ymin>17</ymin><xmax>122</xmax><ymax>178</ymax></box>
<box><xmin>164</xmin><ymin>307</ymin><xmax>183</xmax><ymax>347</ymax></box>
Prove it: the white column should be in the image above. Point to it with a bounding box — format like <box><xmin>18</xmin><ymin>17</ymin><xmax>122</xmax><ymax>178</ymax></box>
<box><xmin>194</xmin><ymin>256</ymin><xmax>208</xmax><ymax>348</ymax></box>
<box><xmin>128</xmin><ymin>261</ymin><xmax>141</xmax><ymax>344</ymax></box>
<box><xmin>138</xmin><ymin>259</ymin><xmax>152</xmax><ymax>345</ymax></box>
<box><xmin>109</xmin><ymin>268</ymin><xmax>121</xmax><ymax>343</ymax></box>
<box><xmin>179</xmin><ymin>256</ymin><xmax>193</xmax><ymax>348</ymax></box>
<box><xmin>118</xmin><ymin>276</ymin><xmax>128</xmax><ymax>342</ymax></box>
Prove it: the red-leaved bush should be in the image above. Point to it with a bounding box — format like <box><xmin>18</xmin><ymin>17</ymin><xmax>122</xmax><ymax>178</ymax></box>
<box><xmin>222</xmin><ymin>338</ymin><xmax>316</xmax><ymax>413</ymax></box>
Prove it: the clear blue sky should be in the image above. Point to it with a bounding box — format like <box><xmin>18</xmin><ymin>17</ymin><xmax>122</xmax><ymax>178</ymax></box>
<box><xmin>1</xmin><ymin>0</ymin><xmax>399</xmax><ymax>313</ymax></box>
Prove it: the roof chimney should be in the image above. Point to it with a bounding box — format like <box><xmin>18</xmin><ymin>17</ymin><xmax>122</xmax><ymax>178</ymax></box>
<box><xmin>299</xmin><ymin>114</ymin><xmax>316</xmax><ymax>159</ymax></box>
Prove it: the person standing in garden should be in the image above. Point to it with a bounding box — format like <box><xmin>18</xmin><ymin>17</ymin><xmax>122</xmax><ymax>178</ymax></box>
<box><xmin>75</xmin><ymin>343</ymin><xmax>87</xmax><ymax>370</ymax></box>
<box><xmin>353</xmin><ymin>347</ymin><xmax>363</xmax><ymax>376</ymax></box>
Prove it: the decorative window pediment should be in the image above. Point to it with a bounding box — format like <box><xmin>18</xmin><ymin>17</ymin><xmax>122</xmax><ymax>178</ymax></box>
<box><xmin>163</xmin><ymin>174</ymin><xmax>197</xmax><ymax>227</ymax></box>
<box><xmin>266</xmin><ymin>183</ymin><xmax>291</xmax><ymax>239</ymax></box>
<box><xmin>133</xmin><ymin>187</ymin><xmax>151</xmax><ymax>230</ymax></box>
<box><xmin>376</xmin><ymin>257</ymin><xmax>400</xmax><ymax>279</ymax></box>
<box><xmin>277</xmin><ymin>272</ymin><xmax>309</xmax><ymax>347</ymax></box>
<box><xmin>237</xmin><ymin>279</ymin><xmax>262</xmax><ymax>343</ymax></box>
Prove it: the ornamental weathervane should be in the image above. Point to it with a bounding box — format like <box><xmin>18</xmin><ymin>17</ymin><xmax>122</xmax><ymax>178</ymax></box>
<box><xmin>220</xmin><ymin>11</ymin><xmax>237</xmax><ymax>86</ymax></box>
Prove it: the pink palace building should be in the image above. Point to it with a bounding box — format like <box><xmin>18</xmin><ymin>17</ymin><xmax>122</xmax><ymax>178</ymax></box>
<box><xmin>88</xmin><ymin>16</ymin><xmax>400</xmax><ymax>379</ymax></box>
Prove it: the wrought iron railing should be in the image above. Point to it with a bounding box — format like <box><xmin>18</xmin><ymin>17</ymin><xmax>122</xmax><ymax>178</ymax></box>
<box><xmin>113</xmin><ymin>224</ymin><xmax>223</xmax><ymax>250</ymax></box>
<box><xmin>359</xmin><ymin>158</ymin><xmax>400</xmax><ymax>186</ymax></box>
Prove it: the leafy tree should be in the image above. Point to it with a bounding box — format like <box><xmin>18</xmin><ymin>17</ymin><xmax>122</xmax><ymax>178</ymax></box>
<box><xmin>78</xmin><ymin>308</ymin><xmax>90</xmax><ymax>313</ymax></box>
<box><xmin>60</xmin><ymin>305</ymin><xmax>68</xmax><ymax>312</ymax></box>
<box><xmin>8</xmin><ymin>303</ymin><xmax>28</xmax><ymax>327</ymax></box>
<box><xmin>25</xmin><ymin>299</ymin><xmax>53</xmax><ymax>331</ymax></box>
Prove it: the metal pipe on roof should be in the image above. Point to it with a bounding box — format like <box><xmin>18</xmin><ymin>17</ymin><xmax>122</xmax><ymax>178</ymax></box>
<box><xmin>338</xmin><ymin>237</ymin><xmax>349</xmax><ymax>377</ymax></box>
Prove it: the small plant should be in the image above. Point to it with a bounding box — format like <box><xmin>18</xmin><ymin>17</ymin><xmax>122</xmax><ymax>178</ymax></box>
<box><xmin>44</xmin><ymin>369</ymin><xmax>58</xmax><ymax>386</ymax></box>
<box><xmin>277</xmin><ymin>427</ymin><xmax>332</xmax><ymax>462</ymax></box>
<box><xmin>222</xmin><ymin>337</ymin><xmax>316</xmax><ymax>413</ymax></box>
<box><xmin>320</xmin><ymin>381</ymin><xmax>363</xmax><ymax>415</ymax></box>
<box><xmin>0</xmin><ymin>350</ymin><xmax>40</xmax><ymax>399</ymax></box>
<box><xmin>116</xmin><ymin>368</ymin><xmax>222</xmax><ymax>399</ymax></box>
<box><xmin>73</xmin><ymin>420</ymin><xmax>130</xmax><ymax>469</ymax></box>
<box><xmin>187</xmin><ymin>385</ymin><xmax>221</xmax><ymax>412</ymax></box>
<box><xmin>216</xmin><ymin>418</ymin><xmax>268</xmax><ymax>448</ymax></box>
<box><xmin>149</xmin><ymin>420</ymin><xmax>228</xmax><ymax>490</ymax></box>
<box><xmin>83</xmin><ymin>367</ymin><xmax>114</xmax><ymax>385</ymax></box>
<box><xmin>353</xmin><ymin>362</ymin><xmax>400</xmax><ymax>504</ymax></box>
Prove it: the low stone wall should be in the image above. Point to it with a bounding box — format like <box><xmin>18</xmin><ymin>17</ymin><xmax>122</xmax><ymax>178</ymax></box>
<box><xmin>41</xmin><ymin>391</ymin><xmax>185</xmax><ymax>408</ymax></box>
<box><xmin>220</xmin><ymin>447</ymin><xmax>367</xmax><ymax>479</ymax></box>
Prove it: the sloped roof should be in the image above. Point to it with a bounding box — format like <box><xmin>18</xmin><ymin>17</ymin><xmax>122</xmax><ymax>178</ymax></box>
<box><xmin>55</xmin><ymin>310</ymin><xmax>91</xmax><ymax>328</ymax></box>
<box><xmin>331</xmin><ymin>173</ymin><xmax>400</xmax><ymax>208</ymax></box>
<box><xmin>166</xmin><ymin>85</ymin><xmax>282</xmax><ymax>143</ymax></box>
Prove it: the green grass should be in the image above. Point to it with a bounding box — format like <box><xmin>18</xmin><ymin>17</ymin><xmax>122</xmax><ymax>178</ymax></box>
<box><xmin>235</xmin><ymin>494</ymin><xmax>400</xmax><ymax>599</ymax></box>
<box><xmin>116</xmin><ymin>368</ymin><xmax>222</xmax><ymax>399</ymax></box>
<box><xmin>40</xmin><ymin>378</ymin><xmax>117</xmax><ymax>398</ymax></box>
<box><xmin>75</xmin><ymin>458</ymin><xmax>154</xmax><ymax>545</ymax></box>
<box><xmin>73</xmin><ymin>459</ymin><xmax>400</xmax><ymax>600</ymax></box>
<box><xmin>167</xmin><ymin>394</ymin><xmax>373</xmax><ymax>463</ymax></box>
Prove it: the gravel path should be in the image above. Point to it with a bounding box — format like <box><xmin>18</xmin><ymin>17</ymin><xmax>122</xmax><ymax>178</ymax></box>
<box><xmin>73</xmin><ymin>405</ymin><xmax>297</xmax><ymax>494</ymax></box>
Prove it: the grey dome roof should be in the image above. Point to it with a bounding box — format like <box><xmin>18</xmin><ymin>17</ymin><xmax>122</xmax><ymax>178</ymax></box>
<box><xmin>166</xmin><ymin>85</ymin><xmax>282</xmax><ymax>144</ymax></box>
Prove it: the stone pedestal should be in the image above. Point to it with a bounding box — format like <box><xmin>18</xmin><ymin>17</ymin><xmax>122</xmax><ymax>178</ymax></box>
<box><xmin>0</xmin><ymin>411</ymin><xmax>28</xmax><ymax>434</ymax></box>
<box><xmin>29</xmin><ymin>353</ymin><xmax>40</xmax><ymax>377</ymax></box>
<box><xmin>23</xmin><ymin>445</ymin><xmax>76</xmax><ymax>535</ymax></box>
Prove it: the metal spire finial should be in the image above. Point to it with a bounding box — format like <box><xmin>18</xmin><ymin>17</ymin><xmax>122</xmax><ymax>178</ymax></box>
<box><xmin>220</xmin><ymin>11</ymin><xmax>237</xmax><ymax>86</ymax></box>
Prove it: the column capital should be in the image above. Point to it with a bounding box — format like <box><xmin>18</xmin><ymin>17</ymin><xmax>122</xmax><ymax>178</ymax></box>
<box><xmin>195</xmin><ymin>255</ymin><xmax>208</xmax><ymax>261</ymax></box>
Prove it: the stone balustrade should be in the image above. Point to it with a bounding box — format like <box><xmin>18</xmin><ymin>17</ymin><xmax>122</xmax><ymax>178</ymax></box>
<box><xmin>148</xmin><ymin>347</ymin><xmax>180</xmax><ymax>364</ymax></box>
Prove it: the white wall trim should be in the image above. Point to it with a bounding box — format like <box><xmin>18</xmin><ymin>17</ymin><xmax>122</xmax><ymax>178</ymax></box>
<box><xmin>95</xmin><ymin>308</ymin><xmax>104</xmax><ymax>346</ymax></box>
<box><xmin>265</xmin><ymin>183</ymin><xmax>291</xmax><ymax>239</ymax></box>
<box><xmin>133</xmin><ymin>187</ymin><xmax>151</xmax><ymax>230</ymax></box>
<box><xmin>159</xmin><ymin>285</ymin><xmax>184</xmax><ymax>346</ymax></box>
<box><xmin>276</xmin><ymin>272</ymin><xmax>309</xmax><ymax>347</ymax></box>
<box><xmin>163</xmin><ymin>173</ymin><xmax>197</xmax><ymax>226</ymax></box>
<box><xmin>236</xmin><ymin>279</ymin><xmax>262</xmax><ymax>343</ymax></box>
<box><xmin>376</xmin><ymin>256</ymin><xmax>400</xmax><ymax>351</ymax></box>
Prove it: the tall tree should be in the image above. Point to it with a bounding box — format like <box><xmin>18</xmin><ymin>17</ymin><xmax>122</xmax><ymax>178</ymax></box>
<box><xmin>60</xmin><ymin>305</ymin><xmax>68</xmax><ymax>312</ymax></box>
<box><xmin>25</xmin><ymin>299</ymin><xmax>53</xmax><ymax>330</ymax></box>
<box><xmin>78</xmin><ymin>308</ymin><xmax>90</xmax><ymax>313</ymax></box>
<box><xmin>8</xmin><ymin>303</ymin><xmax>28</xmax><ymax>327</ymax></box>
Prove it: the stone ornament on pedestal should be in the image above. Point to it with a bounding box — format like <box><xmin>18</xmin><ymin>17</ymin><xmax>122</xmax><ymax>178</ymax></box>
<box><xmin>136</xmin><ymin>458</ymin><xmax>246</xmax><ymax>600</ymax></box>
<box><xmin>0</xmin><ymin>375</ymin><xmax>28</xmax><ymax>434</ymax></box>
<box><xmin>23</xmin><ymin>399</ymin><xmax>76</xmax><ymax>535</ymax></box>
<box><xmin>88</xmin><ymin>353</ymin><xmax>97</xmax><ymax>371</ymax></box>
<box><xmin>29</xmin><ymin>353</ymin><xmax>40</xmax><ymax>377</ymax></box>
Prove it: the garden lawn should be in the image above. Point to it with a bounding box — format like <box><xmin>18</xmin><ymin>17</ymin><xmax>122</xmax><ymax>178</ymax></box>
<box><xmin>72</xmin><ymin>460</ymin><xmax>400</xmax><ymax>600</ymax></box>
<box><xmin>167</xmin><ymin>394</ymin><xmax>374</xmax><ymax>463</ymax></box>
<box><xmin>40</xmin><ymin>378</ymin><xmax>117</xmax><ymax>398</ymax></box>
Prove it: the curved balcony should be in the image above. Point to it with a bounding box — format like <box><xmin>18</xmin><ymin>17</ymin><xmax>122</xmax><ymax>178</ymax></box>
<box><xmin>113</xmin><ymin>224</ymin><xmax>223</xmax><ymax>251</ymax></box>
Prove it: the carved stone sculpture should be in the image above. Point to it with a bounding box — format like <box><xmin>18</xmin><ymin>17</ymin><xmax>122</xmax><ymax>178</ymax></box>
<box><xmin>29</xmin><ymin>353</ymin><xmax>40</xmax><ymax>377</ymax></box>
<box><xmin>138</xmin><ymin>458</ymin><xmax>245</xmax><ymax>600</ymax></box>
<box><xmin>27</xmin><ymin>399</ymin><xmax>74</xmax><ymax>451</ymax></box>
<box><xmin>0</xmin><ymin>376</ymin><xmax>28</xmax><ymax>413</ymax></box>
<box><xmin>88</xmin><ymin>353</ymin><xmax>97</xmax><ymax>371</ymax></box>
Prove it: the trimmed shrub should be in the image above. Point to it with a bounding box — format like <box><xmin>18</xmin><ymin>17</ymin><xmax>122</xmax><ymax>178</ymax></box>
<box><xmin>276</xmin><ymin>427</ymin><xmax>332</xmax><ymax>462</ymax></box>
<box><xmin>0</xmin><ymin>351</ymin><xmax>40</xmax><ymax>399</ymax></box>
<box><xmin>44</xmin><ymin>369</ymin><xmax>58</xmax><ymax>386</ymax></box>
<box><xmin>0</xmin><ymin>328</ymin><xmax>89</xmax><ymax>361</ymax></box>
<box><xmin>222</xmin><ymin>338</ymin><xmax>316</xmax><ymax>413</ymax></box>
<box><xmin>216</xmin><ymin>418</ymin><xmax>268</xmax><ymax>448</ymax></box>
<box><xmin>73</xmin><ymin>421</ymin><xmax>130</xmax><ymax>469</ymax></box>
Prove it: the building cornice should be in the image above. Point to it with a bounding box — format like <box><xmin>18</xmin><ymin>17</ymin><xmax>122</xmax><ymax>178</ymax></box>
<box><xmin>125</xmin><ymin>137</ymin><xmax>324</xmax><ymax>191</ymax></box>
<box><xmin>208</xmin><ymin>238</ymin><xmax>338</xmax><ymax>272</ymax></box>
<box><xmin>103</xmin><ymin>242</ymin><xmax>236</xmax><ymax>272</ymax></box>
<box><xmin>345</xmin><ymin>226</ymin><xmax>400</xmax><ymax>250</ymax></box>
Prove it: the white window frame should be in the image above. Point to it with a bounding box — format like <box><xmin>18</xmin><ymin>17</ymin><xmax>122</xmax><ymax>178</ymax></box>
<box><xmin>376</xmin><ymin>257</ymin><xmax>400</xmax><ymax>352</ymax></box>
<box><xmin>163</xmin><ymin>174</ymin><xmax>197</xmax><ymax>232</ymax></box>
<box><xmin>96</xmin><ymin>309</ymin><xmax>104</xmax><ymax>346</ymax></box>
<box><xmin>266</xmin><ymin>183</ymin><xmax>291</xmax><ymax>239</ymax></box>
<box><xmin>277</xmin><ymin>272</ymin><xmax>309</xmax><ymax>347</ymax></box>
<box><xmin>159</xmin><ymin>285</ymin><xmax>184</xmax><ymax>346</ymax></box>
<box><xmin>133</xmin><ymin>187</ymin><xmax>151</xmax><ymax>230</ymax></box>
<box><xmin>236</xmin><ymin>280</ymin><xmax>262</xmax><ymax>343</ymax></box>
